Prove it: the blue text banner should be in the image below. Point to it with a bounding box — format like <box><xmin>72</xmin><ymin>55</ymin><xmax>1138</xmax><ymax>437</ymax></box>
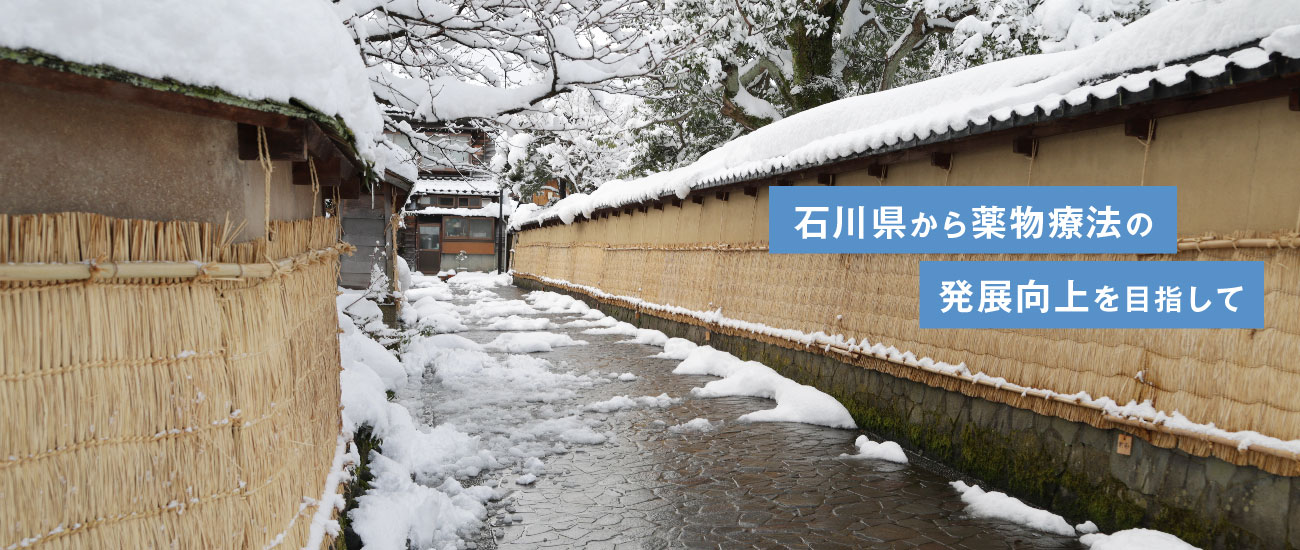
<box><xmin>918</xmin><ymin>261</ymin><xmax>1264</xmax><ymax>329</ymax></box>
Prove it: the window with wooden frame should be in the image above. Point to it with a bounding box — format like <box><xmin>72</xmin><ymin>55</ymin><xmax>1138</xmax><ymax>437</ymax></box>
<box><xmin>469</xmin><ymin>218</ymin><xmax>493</xmax><ymax>239</ymax></box>
<box><xmin>444</xmin><ymin>217</ymin><xmax>468</xmax><ymax>238</ymax></box>
<box><xmin>443</xmin><ymin>217</ymin><xmax>494</xmax><ymax>240</ymax></box>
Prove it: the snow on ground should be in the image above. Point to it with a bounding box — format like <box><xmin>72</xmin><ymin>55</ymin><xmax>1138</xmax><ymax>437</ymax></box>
<box><xmin>337</xmin><ymin>273</ymin><xmax>617</xmax><ymax>549</ymax></box>
<box><xmin>485</xmin><ymin>331</ymin><xmax>588</xmax><ymax>353</ymax></box>
<box><xmin>584</xmin><ymin>394</ymin><xmax>680</xmax><ymax>413</ymax></box>
<box><xmin>484</xmin><ymin>315</ymin><xmax>557</xmax><ymax>331</ymax></box>
<box><xmin>670</xmin><ymin>342</ymin><xmax>856</xmax><ymax>429</ymax></box>
<box><xmin>841</xmin><ymin>435</ymin><xmax>908</xmax><ymax>464</ymax></box>
<box><xmin>582</xmin><ymin>320</ymin><xmax>670</xmax><ymax>346</ymax></box>
<box><xmin>656</xmin><ymin>338</ymin><xmax>699</xmax><ymax>360</ymax></box>
<box><xmin>447</xmin><ymin>271</ymin><xmax>514</xmax><ymax>288</ymax></box>
<box><xmin>340</xmin><ymin>275</ymin><xmax>1207</xmax><ymax>549</ymax></box>
<box><xmin>949</xmin><ymin>481</ymin><xmax>1076</xmax><ymax>536</ymax></box>
<box><xmin>668</xmin><ymin>418</ymin><xmax>718</xmax><ymax>433</ymax></box>
<box><xmin>401</xmin><ymin>295</ymin><xmax>466</xmax><ymax>333</ymax></box>
<box><xmin>342</xmin><ymin>277</ymin><xmax>1197</xmax><ymax>549</ymax></box>
<box><xmin>526</xmin><ymin>291</ymin><xmax>597</xmax><ymax>314</ymax></box>
<box><xmin>1080</xmin><ymin>529</ymin><xmax>1198</xmax><ymax>549</ymax></box>
<box><xmin>562</xmin><ymin>317</ymin><xmax>620</xmax><ymax>328</ymax></box>
<box><xmin>461</xmin><ymin>299</ymin><xmax>540</xmax><ymax>319</ymax></box>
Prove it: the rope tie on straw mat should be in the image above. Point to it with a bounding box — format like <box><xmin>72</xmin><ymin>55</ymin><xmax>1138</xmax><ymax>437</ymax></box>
<box><xmin>1026</xmin><ymin>139</ymin><xmax>1037</xmax><ymax>186</ymax></box>
<box><xmin>309</xmin><ymin>156</ymin><xmax>321</xmax><ymax>218</ymax></box>
<box><xmin>257</xmin><ymin>126</ymin><xmax>274</xmax><ymax>240</ymax></box>
<box><xmin>1136</xmin><ymin>118</ymin><xmax>1156</xmax><ymax>186</ymax></box>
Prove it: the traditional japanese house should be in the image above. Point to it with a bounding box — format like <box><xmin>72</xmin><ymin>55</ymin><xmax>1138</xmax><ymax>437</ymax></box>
<box><xmin>509</xmin><ymin>3</ymin><xmax>1300</xmax><ymax>547</ymax></box>
<box><xmin>528</xmin><ymin>180</ymin><xmax>563</xmax><ymax>206</ymax></box>
<box><xmin>401</xmin><ymin>177</ymin><xmax>510</xmax><ymax>273</ymax></box>
<box><xmin>0</xmin><ymin>4</ymin><xmax>403</xmax><ymax>548</ymax></box>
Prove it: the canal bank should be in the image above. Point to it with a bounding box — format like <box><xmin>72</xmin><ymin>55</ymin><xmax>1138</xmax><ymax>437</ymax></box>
<box><xmin>514</xmin><ymin>275</ymin><xmax>1300</xmax><ymax>550</ymax></box>
<box><xmin>338</xmin><ymin>272</ymin><xmax>1110</xmax><ymax>549</ymax></box>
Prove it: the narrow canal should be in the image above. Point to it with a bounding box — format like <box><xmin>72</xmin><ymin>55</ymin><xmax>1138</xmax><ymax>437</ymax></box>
<box><xmin>407</xmin><ymin>282</ymin><xmax>1083</xmax><ymax>550</ymax></box>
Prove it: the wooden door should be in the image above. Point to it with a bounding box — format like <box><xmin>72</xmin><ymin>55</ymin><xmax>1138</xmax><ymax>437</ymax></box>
<box><xmin>416</xmin><ymin>222</ymin><xmax>441</xmax><ymax>273</ymax></box>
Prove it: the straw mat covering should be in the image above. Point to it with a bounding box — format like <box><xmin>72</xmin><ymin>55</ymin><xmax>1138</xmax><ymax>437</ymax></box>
<box><xmin>513</xmin><ymin>226</ymin><xmax>1300</xmax><ymax>476</ymax></box>
<box><xmin>1</xmin><ymin>212</ymin><xmax>344</xmax><ymax>549</ymax></box>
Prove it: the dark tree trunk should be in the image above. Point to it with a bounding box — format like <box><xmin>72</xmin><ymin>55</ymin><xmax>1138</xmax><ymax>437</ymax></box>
<box><xmin>785</xmin><ymin>2</ymin><xmax>843</xmax><ymax>113</ymax></box>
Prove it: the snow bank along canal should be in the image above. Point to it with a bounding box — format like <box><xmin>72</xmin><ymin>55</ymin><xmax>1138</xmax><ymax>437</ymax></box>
<box><xmin>337</xmin><ymin>272</ymin><xmax>1188</xmax><ymax>549</ymax></box>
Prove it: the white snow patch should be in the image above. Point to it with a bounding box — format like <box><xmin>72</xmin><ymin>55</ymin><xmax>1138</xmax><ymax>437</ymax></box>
<box><xmin>668</xmin><ymin>418</ymin><xmax>718</xmax><ymax>433</ymax></box>
<box><xmin>562</xmin><ymin>317</ymin><xmax>620</xmax><ymax>328</ymax></box>
<box><xmin>950</xmin><ymin>481</ymin><xmax>1075</xmax><ymax>536</ymax></box>
<box><xmin>584</xmin><ymin>394</ymin><xmax>680</xmax><ymax>413</ymax></box>
<box><xmin>617</xmin><ymin>373</ymin><xmax>638</xmax><ymax>381</ymax></box>
<box><xmin>484</xmin><ymin>315</ymin><xmax>556</xmax><ymax>331</ymax></box>
<box><xmin>582</xmin><ymin>321</ymin><xmax>669</xmax><ymax>346</ymax></box>
<box><xmin>841</xmin><ymin>435</ymin><xmax>908</xmax><ymax>464</ymax></box>
<box><xmin>1080</xmin><ymin>529</ymin><xmax>1198</xmax><ymax>550</ymax></box>
<box><xmin>447</xmin><ymin>272</ymin><xmax>513</xmax><ymax>288</ymax></box>
<box><xmin>525</xmin><ymin>291</ymin><xmax>594</xmax><ymax>314</ymax></box>
<box><xmin>676</xmin><ymin>346</ymin><xmax>856</xmax><ymax>429</ymax></box>
<box><xmin>655</xmin><ymin>338</ymin><xmax>699</xmax><ymax>360</ymax></box>
<box><xmin>485</xmin><ymin>332</ymin><xmax>588</xmax><ymax>353</ymax></box>
<box><xmin>462</xmin><ymin>300</ymin><xmax>540</xmax><ymax>319</ymax></box>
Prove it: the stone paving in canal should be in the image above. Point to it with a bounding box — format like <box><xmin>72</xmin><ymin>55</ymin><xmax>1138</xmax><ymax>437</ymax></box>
<box><xmin>411</xmin><ymin>281</ymin><xmax>1084</xmax><ymax>550</ymax></box>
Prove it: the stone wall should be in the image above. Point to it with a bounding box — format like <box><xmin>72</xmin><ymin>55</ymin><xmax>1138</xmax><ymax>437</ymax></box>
<box><xmin>515</xmin><ymin>277</ymin><xmax>1300</xmax><ymax>550</ymax></box>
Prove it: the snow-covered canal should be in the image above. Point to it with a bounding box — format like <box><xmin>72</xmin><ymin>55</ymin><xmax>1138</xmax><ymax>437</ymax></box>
<box><xmin>338</xmin><ymin>272</ymin><xmax>1090</xmax><ymax>550</ymax></box>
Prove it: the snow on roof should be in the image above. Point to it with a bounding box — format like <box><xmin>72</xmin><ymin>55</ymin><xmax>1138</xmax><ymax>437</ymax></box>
<box><xmin>512</xmin><ymin>0</ymin><xmax>1300</xmax><ymax>230</ymax></box>
<box><xmin>412</xmin><ymin>177</ymin><xmax>501</xmax><ymax>197</ymax></box>
<box><xmin>0</xmin><ymin>0</ymin><xmax>386</xmax><ymax>170</ymax></box>
<box><xmin>405</xmin><ymin>202</ymin><xmax>514</xmax><ymax>218</ymax></box>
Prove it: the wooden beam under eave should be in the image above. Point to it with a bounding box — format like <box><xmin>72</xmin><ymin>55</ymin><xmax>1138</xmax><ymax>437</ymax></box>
<box><xmin>238</xmin><ymin>123</ymin><xmax>307</xmax><ymax>161</ymax></box>
<box><xmin>866</xmin><ymin>163</ymin><xmax>888</xmax><ymax>179</ymax></box>
<box><xmin>337</xmin><ymin>175</ymin><xmax>362</xmax><ymax>200</ymax></box>
<box><xmin>743</xmin><ymin>186</ymin><xmax>758</xmax><ymax>197</ymax></box>
<box><xmin>1124</xmin><ymin>116</ymin><xmax>1156</xmax><ymax>140</ymax></box>
<box><xmin>1291</xmin><ymin>89</ymin><xmax>1300</xmax><ymax>111</ymax></box>
<box><xmin>672</xmin><ymin>198</ymin><xmax>683</xmax><ymax>207</ymax></box>
<box><xmin>653</xmin><ymin>202</ymin><xmax>663</xmax><ymax>210</ymax></box>
<box><xmin>1012</xmin><ymin>137</ymin><xmax>1038</xmax><ymax>158</ymax></box>
<box><xmin>292</xmin><ymin>155</ymin><xmax>342</xmax><ymax>186</ymax></box>
<box><xmin>715</xmin><ymin>191</ymin><xmax>729</xmax><ymax>201</ymax></box>
<box><xmin>930</xmin><ymin>152</ymin><xmax>952</xmax><ymax>171</ymax></box>
<box><xmin>692</xmin><ymin>195</ymin><xmax>705</xmax><ymax>204</ymax></box>
<box><xmin>817</xmin><ymin>173</ymin><xmax>836</xmax><ymax>186</ymax></box>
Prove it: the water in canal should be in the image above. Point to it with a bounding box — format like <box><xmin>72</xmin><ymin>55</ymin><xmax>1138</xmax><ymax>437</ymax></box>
<box><xmin>407</xmin><ymin>282</ymin><xmax>1083</xmax><ymax>550</ymax></box>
